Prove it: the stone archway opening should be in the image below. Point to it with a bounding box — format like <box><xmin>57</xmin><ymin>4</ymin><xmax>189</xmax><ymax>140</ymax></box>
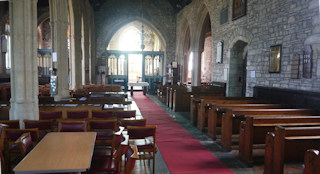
<box><xmin>229</xmin><ymin>40</ymin><xmax>248</xmax><ymax>97</ymax></box>
<box><xmin>200</xmin><ymin>13</ymin><xmax>212</xmax><ymax>83</ymax></box>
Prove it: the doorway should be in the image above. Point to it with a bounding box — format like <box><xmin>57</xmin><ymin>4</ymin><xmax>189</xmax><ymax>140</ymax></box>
<box><xmin>229</xmin><ymin>40</ymin><xmax>248</xmax><ymax>97</ymax></box>
<box><xmin>128</xmin><ymin>54</ymin><xmax>143</xmax><ymax>90</ymax></box>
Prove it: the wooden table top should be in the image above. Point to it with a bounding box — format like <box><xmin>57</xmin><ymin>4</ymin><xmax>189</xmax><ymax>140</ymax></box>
<box><xmin>13</xmin><ymin>132</ymin><xmax>97</xmax><ymax>174</ymax></box>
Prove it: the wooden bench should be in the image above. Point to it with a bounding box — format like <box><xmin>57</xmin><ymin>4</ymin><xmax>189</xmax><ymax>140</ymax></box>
<box><xmin>197</xmin><ymin>98</ymin><xmax>263</xmax><ymax>132</ymax></box>
<box><xmin>208</xmin><ymin>103</ymin><xmax>286</xmax><ymax>139</ymax></box>
<box><xmin>190</xmin><ymin>96</ymin><xmax>230</xmax><ymax>125</ymax></box>
<box><xmin>221</xmin><ymin>109</ymin><xmax>314</xmax><ymax>150</ymax></box>
<box><xmin>239</xmin><ymin>116</ymin><xmax>320</xmax><ymax>165</ymax></box>
<box><xmin>264</xmin><ymin>126</ymin><xmax>320</xmax><ymax>174</ymax></box>
<box><xmin>196</xmin><ymin>97</ymin><xmax>257</xmax><ymax>128</ymax></box>
<box><xmin>303</xmin><ymin>149</ymin><xmax>320</xmax><ymax>174</ymax></box>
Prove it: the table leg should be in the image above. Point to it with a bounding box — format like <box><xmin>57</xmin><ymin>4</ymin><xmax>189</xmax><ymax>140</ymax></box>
<box><xmin>130</xmin><ymin>86</ymin><xmax>133</xmax><ymax>96</ymax></box>
<box><xmin>143</xmin><ymin>86</ymin><xmax>147</xmax><ymax>95</ymax></box>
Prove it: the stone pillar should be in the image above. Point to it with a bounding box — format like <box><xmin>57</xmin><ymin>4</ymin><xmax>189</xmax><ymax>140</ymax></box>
<box><xmin>191</xmin><ymin>50</ymin><xmax>201</xmax><ymax>86</ymax></box>
<box><xmin>69</xmin><ymin>0</ymin><xmax>82</xmax><ymax>90</ymax></box>
<box><xmin>88</xmin><ymin>3</ymin><xmax>96</xmax><ymax>84</ymax></box>
<box><xmin>81</xmin><ymin>1</ymin><xmax>90</xmax><ymax>85</ymax></box>
<box><xmin>49</xmin><ymin>0</ymin><xmax>70</xmax><ymax>101</ymax></box>
<box><xmin>9</xmin><ymin>0</ymin><xmax>39</xmax><ymax>124</ymax></box>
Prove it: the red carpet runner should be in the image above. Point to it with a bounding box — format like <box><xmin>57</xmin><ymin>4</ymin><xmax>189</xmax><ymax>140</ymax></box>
<box><xmin>132</xmin><ymin>92</ymin><xmax>234</xmax><ymax>174</ymax></box>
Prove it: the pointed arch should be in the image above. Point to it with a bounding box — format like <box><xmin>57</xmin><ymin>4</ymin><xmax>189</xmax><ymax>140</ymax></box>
<box><xmin>103</xmin><ymin>17</ymin><xmax>167</xmax><ymax>52</ymax></box>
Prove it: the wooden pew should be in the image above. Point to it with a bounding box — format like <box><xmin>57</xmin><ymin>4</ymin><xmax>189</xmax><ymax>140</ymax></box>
<box><xmin>221</xmin><ymin>108</ymin><xmax>314</xmax><ymax>150</ymax></box>
<box><xmin>303</xmin><ymin>149</ymin><xmax>320</xmax><ymax>174</ymax></box>
<box><xmin>197</xmin><ymin>98</ymin><xmax>262</xmax><ymax>132</ymax></box>
<box><xmin>191</xmin><ymin>96</ymin><xmax>232</xmax><ymax>125</ymax></box>
<box><xmin>264</xmin><ymin>126</ymin><xmax>320</xmax><ymax>174</ymax></box>
<box><xmin>190</xmin><ymin>95</ymin><xmax>220</xmax><ymax>125</ymax></box>
<box><xmin>207</xmin><ymin>103</ymin><xmax>286</xmax><ymax>139</ymax></box>
<box><xmin>196</xmin><ymin>97</ymin><xmax>256</xmax><ymax>128</ymax></box>
<box><xmin>239</xmin><ymin>116</ymin><xmax>320</xmax><ymax>165</ymax></box>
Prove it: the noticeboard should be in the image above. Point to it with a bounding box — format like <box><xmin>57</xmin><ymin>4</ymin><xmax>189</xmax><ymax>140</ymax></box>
<box><xmin>50</xmin><ymin>75</ymin><xmax>57</xmax><ymax>95</ymax></box>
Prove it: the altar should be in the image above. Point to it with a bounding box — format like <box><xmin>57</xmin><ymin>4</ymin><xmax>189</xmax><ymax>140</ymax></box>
<box><xmin>128</xmin><ymin>82</ymin><xmax>149</xmax><ymax>95</ymax></box>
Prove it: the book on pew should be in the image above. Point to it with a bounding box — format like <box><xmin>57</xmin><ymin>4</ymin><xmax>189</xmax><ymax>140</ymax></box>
<box><xmin>103</xmin><ymin>104</ymin><xmax>124</xmax><ymax>110</ymax></box>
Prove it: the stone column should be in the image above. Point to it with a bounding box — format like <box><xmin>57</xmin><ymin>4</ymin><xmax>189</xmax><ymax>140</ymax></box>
<box><xmin>81</xmin><ymin>1</ymin><xmax>90</xmax><ymax>85</ymax></box>
<box><xmin>88</xmin><ymin>2</ymin><xmax>96</xmax><ymax>84</ymax></box>
<box><xmin>49</xmin><ymin>0</ymin><xmax>70</xmax><ymax>101</ymax></box>
<box><xmin>9</xmin><ymin>0</ymin><xmax>39</xmax><ymax>124</ymax></box>
<box><xmin>191</xmin><ymin>50</ymin><xmax>201</xmax><ymax>86</ymax></box>
<box><xmin>69</xmin><ymin>0</ymin><xmax>82</xmax><ymax>90</ymax></box>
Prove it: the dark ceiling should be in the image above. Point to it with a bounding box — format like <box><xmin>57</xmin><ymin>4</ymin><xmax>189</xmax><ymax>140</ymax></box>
<box><xmin>88</xmin><ymin>0</ymin><xmax>192</xmax><ymax>12</ymax></box>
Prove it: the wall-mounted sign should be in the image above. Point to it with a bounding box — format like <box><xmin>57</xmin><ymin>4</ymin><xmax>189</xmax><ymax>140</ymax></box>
<box><xmin>50</xmin><ymin>75</ymin><xmax>57</xmax><ymax>95</ymax></box>
<box><xmin>216</xmin><ymin>41</ymin><xmax>223</xmax><ymax>63</ymax></box>
<box><xmin>303</xmin><ymin>45</ymin><xmax>312</xmax><ymax>79</ymax></box>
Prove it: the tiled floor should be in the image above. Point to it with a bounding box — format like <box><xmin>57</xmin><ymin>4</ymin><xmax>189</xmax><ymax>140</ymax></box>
<box><xmin>129</xmin><ymin>93</ymin><xmax>304</xmax><ymax>174</ymax></box>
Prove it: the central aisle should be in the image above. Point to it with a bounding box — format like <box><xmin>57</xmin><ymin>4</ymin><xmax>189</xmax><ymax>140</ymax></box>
<box><xmin>132</xmin><ymin>92</ymin><xmax>234</xmax><ymax>174</ymax></box>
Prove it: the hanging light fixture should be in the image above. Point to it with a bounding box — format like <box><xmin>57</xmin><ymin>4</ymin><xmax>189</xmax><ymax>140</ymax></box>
<box><xmin>140</xmin><ymin>0</ymin><xmax>145</xmax><ymax>51</ymax></box>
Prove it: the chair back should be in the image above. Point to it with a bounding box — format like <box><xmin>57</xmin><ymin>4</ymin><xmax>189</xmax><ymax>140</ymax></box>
<box><xmin>115</xmin><ymin>110</ymin><xmax>136</xmax><ymax>119</ymax></box>
<box><xmin>92</xmin><ymin>111</ymin><xmax>114</xmax><ymax>119</ymax></box>
<box><xmin>15</xmin><ymin>132</ymin><xmax>33</xmax><ymax>156</ymax></box>
<box><xmin>0</xmin><ymin>120</ymin><xmax>20</xmax><ymax>129</ymax></box>
<box><xmin>5</xmin><ymin>128</ymin><xmax>39</xmax><ymax>143</ymax></box>
<box><xmin>67</xmin><ymin>111</ymin><xmax>89</xmax><ymax>120</ymax></box>
<box><xmin>124</xmin><ymin>145</ymin><xmax>139</xmax><ymax>174</ymax></box>
<box><xmin>0</xmin><ymin>124</ymin><xmax>8</xmax><ymax>152</ymax></box>
<box><xmin>88</xmin><ymin>119</ymin><xmax>117</xmax><ymax>131</ymax></box>
<box><xmin>58</xmin><ymin>120</ymin><xmax>87</xmax><ymax>132</ymax></box>
<box><xmin>127</xmin><ymin>126</ymin><xmax>156</xmax><ymax>139</ymax></box>
<box><xmin>24</xmin><ymin>120</ymin><xmax>52</xmax><ymax>130</ymax></box>
<box><xmin>39</xmin><ymin>111</ymin><xmax>62</xmax><ymax>120</ymax></box>
<box><xmin>121</xmin><ymin>119</ymin><xmax>147</xmax><ymax>128</ymax></box>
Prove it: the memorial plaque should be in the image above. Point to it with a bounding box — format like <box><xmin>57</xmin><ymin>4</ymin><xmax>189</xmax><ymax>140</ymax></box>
<box><xmin>303</xmin><ymin>45</ymin><xmax>312</xmax><ymax>79</ymax></box>
<box><xmin>290</xmin><ymin>54</ymin><xmax>300</xmax><ymax>79</ymax></box>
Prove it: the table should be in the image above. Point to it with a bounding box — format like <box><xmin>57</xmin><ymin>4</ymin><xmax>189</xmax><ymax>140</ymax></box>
<box><xmin>13</xmin><ymin>132</ymin><xmax>97</xmax><ymax>174</ymax></box>
<box><xmin>128</xmin><ymin>82</ymin><xmax>149</xmax><ymax>95</ymax></box>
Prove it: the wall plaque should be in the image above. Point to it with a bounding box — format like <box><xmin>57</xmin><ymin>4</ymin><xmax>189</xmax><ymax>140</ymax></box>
<box><xmin>220</xmin><ymin>8</ymin><xmax>228</xmax><ymax>25</ymax></box>
<box><xmin>216</xmin><ymin>41</ymin><xmax>223</xmax><ymax>63</ymax></box>
<box><xmin>302</xmin><ymin>45</ymin><xmax>312</xmax><ymax>79</ymax></box>
<box><xmin>232</xmin><ymin>0</ymin><xmax>247</xmax><ymax>20</ymax></box>
<box><xmin>290</xmin><ymin>54</ymin><xmax>300</xmax><ymax>79</ymax></box>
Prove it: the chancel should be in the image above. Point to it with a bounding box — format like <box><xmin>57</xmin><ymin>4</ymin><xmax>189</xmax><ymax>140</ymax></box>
<box><xmin>0</xmin><ymin>0</ymin><xmax>320</xmax><ymax>173</ymax></box>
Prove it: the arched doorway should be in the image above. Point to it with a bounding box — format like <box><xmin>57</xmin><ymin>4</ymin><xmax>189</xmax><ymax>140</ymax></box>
<box><xmin>199</xmin><ymin>13</ymin><xmax>212</xmax><ymax>83</ymax></box>
<box><xmin>106</xmin><ymin>21</ymin><xmax>164</xmax><ymax>91</ymax></box>
<box><xmin>229</xmin><ymin>40</ymin><xmax>248</xmax><ymax>97</ymax></box>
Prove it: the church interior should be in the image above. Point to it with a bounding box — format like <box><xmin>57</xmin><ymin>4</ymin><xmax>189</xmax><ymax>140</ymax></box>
<box><xmin>0</xmin><ymin>0</ymin><xmax>320</xmax><ymax>173</ymax></box>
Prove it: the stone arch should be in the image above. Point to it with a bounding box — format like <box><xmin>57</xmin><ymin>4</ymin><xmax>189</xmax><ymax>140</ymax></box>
<box><xmin>103</xmin><ymin>17</ymin><xmax>167</xmax><ymax>54</ymax></box>
<box><xmin>176</xmin><ymin>18</ymin><xmax>190</xmax><ymax>83</ymax></box>
<box><xmin>228</xmin><ymin>34</ymin><xmax>251</xmax><ymax>96</ymax></box>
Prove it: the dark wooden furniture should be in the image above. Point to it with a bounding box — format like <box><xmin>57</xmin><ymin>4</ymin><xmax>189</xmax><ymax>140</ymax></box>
<box><xmin>264</xmin><ymin>126</ymin><xmax>320</xmax><ymax>174</ymax></box>
<box><xmin>221</xmin><ymin>108</ymin><xmax>314</xmax><ymax>150</ymax></box>
<box><xmin>303</xmin><ymin>149</ymin><xmax>320</xmax><ymax>174</ymax></box>
<box><xmin>239</xmin><ymin>116</ymin><xmax>320</xmax><ymax>165</ymax></box>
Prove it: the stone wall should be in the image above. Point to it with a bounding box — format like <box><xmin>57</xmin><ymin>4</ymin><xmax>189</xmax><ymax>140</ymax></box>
<box><xmin>94</xmin><ymin>0</ymin><xmax>176</xmax><ymax>64</ymax></box>
<box><xmin>176</xmin><ymin>0</ymin><xmax>320</xmax><ymax>96</ymax></box>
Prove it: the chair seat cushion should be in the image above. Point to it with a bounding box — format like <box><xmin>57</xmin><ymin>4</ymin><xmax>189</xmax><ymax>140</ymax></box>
<box><xmin>86</xmin><ymin>158</ymin><xmax>117</xmax><ymax>174</ymax></box>
<box><xmin>129</xmin><ymin>139</ymin><xmax>154</xmax><ymax>150</ymax></box>
<box><xmin>93</xmin><ymin>147</ymin><xmax>112</xmax><ymax>159</ymax></box>
<box><xmin>96</xmin><ymin>131</ymin><xmax>113</xmax><ymax>140</ymax></box>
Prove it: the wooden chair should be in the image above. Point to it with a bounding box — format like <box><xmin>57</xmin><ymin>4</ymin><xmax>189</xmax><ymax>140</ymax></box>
<box><xmin>58</xmin><ymin>120</ymin><xmax>87</xmax><ymax>132</ymax></box>
<box><xmin>123</xmin><ymin>144</ymin><xmax>139</xmax><ymax>174</ymax></box>
<box><xmin>86</xmin><ymin>134</ymin><xmax>129</xmax><ymax>174</ymax></box>
<box><xmin>115</xmin><ymin>110</ymin><xmax>136</xmax><ymax>120</ymax></box>
<box><xmin>23</xmin><ymin>120</ymin><xmax>52</xmax><ymax>140</ymax></box>
<box><xmin>39</xmin><ymin>111</ymin><xmax>63</xmax><ymax>130</ymax></box>
<box><xmin>88</xmin><ymin>119</ymin><xmax>117</xmax><ymax>146</ymax></box>
<box><xmin>66</xmin><ymin>110</ymin><xmax>89</xmax><ymax>120</ymax></box>
<box><xmin>92</xmin><ymin>111</ymin><xmax>114</xmax><ymax>120</ymax></box>
<box><xmin>0</xmin><ymin>120</ymin><xmax>20</xmax><ymax>129</ymax></box>
<box><xmin>127</xmin><ymin>125</ymin><xmax>157</xmax><ymax>174</ymax></box>
<box><xmin>93</xmin><ymin>126</ymin><xmax>124</xmax><ymax>160</ymax></box>
<box><xmin>4</xmin><ymin>129</ymin><xmax>39</xmax><ymax>171</ymax></box>
<box><xmin>120</xmin><ymin>119</ymin><xmax>147</xmax><ymax>129</ymax></box>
